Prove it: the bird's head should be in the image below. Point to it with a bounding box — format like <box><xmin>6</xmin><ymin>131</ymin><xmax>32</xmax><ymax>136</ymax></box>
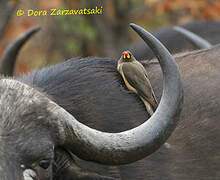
<box><xmin>121</xmin><ymin>51</ymin><xmax>135</xmax><ymax>62</ymax></box>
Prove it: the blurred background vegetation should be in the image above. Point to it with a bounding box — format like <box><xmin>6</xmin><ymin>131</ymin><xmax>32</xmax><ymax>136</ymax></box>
<box><xmin>0</xmin><ymin>0</ymin><xmax>219</xmax><ymax>74</ymax></box>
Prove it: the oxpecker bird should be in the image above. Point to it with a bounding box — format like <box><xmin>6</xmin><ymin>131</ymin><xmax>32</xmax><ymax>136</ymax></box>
<box><xmin>117</xmin><ymin>51</ymin><xmax>158</xmax><ymax>116</ymax></box>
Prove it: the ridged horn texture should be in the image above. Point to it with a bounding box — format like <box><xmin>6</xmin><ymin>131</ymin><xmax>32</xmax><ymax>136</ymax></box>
<box><xmin>51</xmin><ymin>23</ymin><xmax>184</xmax><ymax>165</ymax></box>
<box><xmin>0</xmin><ymin>26</ymin><xmax>40</xmax><ymax>76</ymax></box>
<box><xmin>173</xmin><ymin>26</ymin><xmax>212</xmax><ymax>49</ymax></box>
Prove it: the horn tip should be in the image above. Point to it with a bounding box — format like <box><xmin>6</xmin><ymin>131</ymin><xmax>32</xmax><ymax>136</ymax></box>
<box><xmin>172</xmin><ymin>26</ymin><xmax>183</xmax><ymax>32</ymax></box>
<box><xmin>129</xmin><ymin>23</ymin><xmax>137</xmax><ymax>29</ymax></box>
<box><xmin>32</xmin><ymin>26</ymin><xmax>41</xmax><ymax>33</ymax></box>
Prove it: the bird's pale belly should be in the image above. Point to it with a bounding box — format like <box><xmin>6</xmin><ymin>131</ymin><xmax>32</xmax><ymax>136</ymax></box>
<box><xmin>120</xmin><ymin>71</ymin><xmax>138</xmax><ymax>94</ymax></box>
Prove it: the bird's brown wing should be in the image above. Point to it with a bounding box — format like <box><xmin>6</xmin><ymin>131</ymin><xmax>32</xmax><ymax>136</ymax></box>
<box><xmin>122</xmin><ymin>63</ymin><xmax>158</xmax><ymax>110</ymax></box>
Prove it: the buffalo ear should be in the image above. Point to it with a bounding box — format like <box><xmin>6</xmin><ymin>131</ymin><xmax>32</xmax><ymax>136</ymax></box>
<box><xmin>53</xmin><ymin>148</ymin><xmax>115</xmax><ymax>180</ymax></box>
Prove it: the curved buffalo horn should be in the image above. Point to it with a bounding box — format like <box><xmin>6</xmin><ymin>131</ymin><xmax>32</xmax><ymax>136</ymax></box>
<box><xmin>48</xmin><ymin>23</ymin><xmax>183</xmax><ymax>165</ymax></box>
<box><xmin>173</xmin><ymin>26</ymin><xmax>212</xmax><ymax>49</ymax></box>
<box><xmin>0</xmin><ymin>26</ymin><xmax>40</xmax><ymax>76</ymax></box>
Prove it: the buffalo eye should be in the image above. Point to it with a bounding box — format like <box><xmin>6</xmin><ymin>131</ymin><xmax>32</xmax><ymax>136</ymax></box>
<box><xmin>39</xmin><ymin>159</ymin><xmax>51</xmax><ymax>169</ymax></box>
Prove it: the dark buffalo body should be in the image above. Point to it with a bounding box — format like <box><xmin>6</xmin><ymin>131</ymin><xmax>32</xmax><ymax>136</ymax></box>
<box><xmin>20</xmin><ymin>45</ymin><xmax>220</xmax><ymax>179</ymax></box>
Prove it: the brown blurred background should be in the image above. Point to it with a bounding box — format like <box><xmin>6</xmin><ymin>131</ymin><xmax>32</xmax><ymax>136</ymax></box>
<box><xmin>0</xmin><ymin>0</ymin><xmax>219</xmax><ymax>75</ymax></box>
